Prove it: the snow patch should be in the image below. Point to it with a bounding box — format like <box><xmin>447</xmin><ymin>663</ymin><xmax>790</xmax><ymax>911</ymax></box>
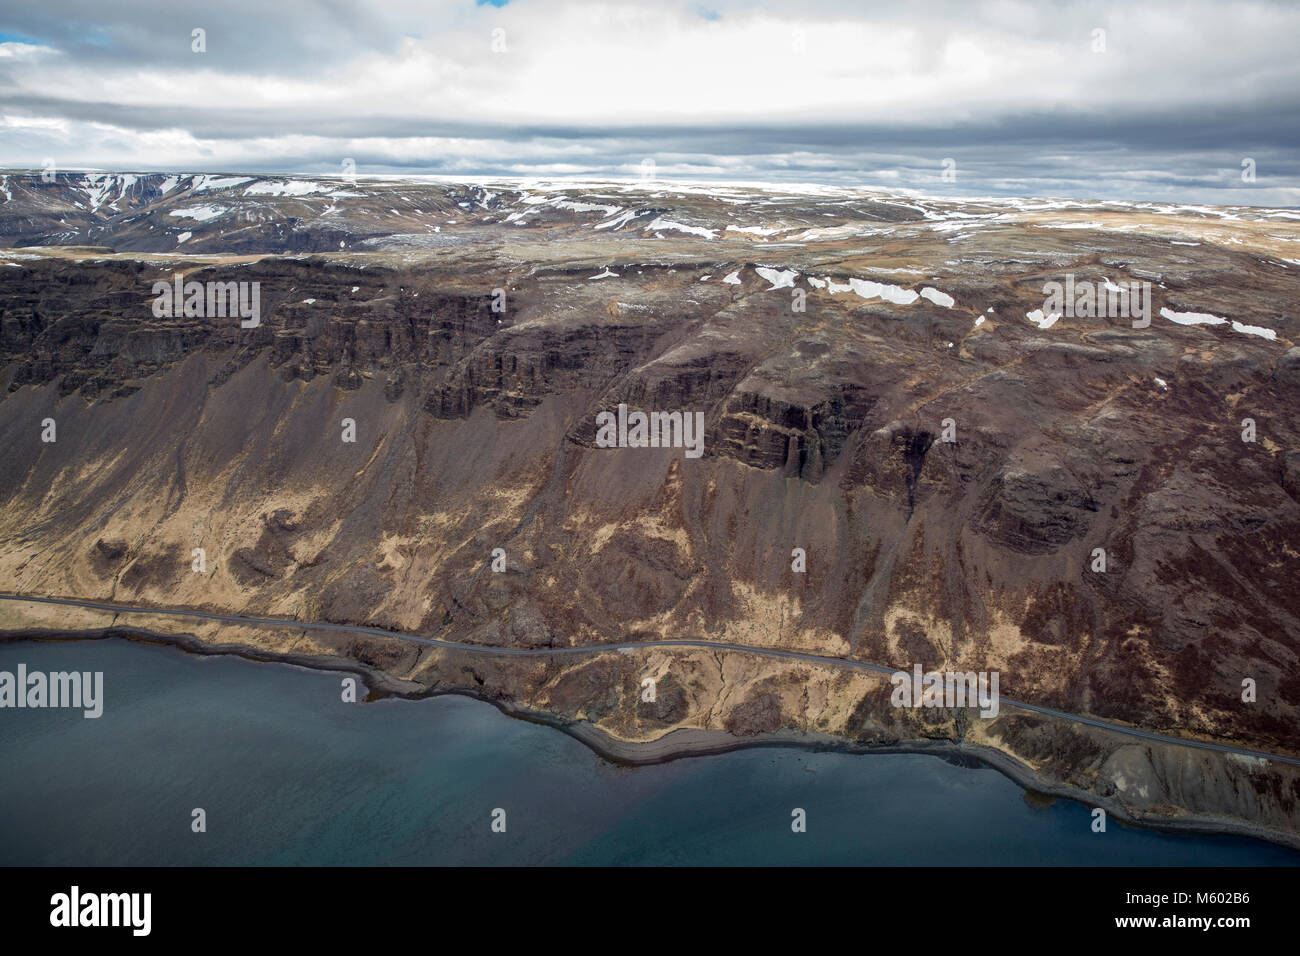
<box><xmin>190</xmin><ymin>175</ymin><xmax>253</xmax><ymax>193</ymax></box>
<box><xmin>755</xmin><ymin>266</ymin><xmax>798</xmax><ymax>290</ymax></box>
<box><xmin>555</xmin><ymin>200</ymin><xmax>621</xmax><ymax>215</ymax></box>
<box><xmin>847</xmin><ymin>278</ymin><xmax>918</xmax><ymax>304</ymax></box>
<box><xmin>1160</xmin><ymin>308</ymin><xmax>1227</xmax><ymax>327</ymax></box>
<box><xmin>169</xmin><ymin>205</ymin><xmax>224</xmax><ymax>222</ymax></box>
<box><xmin>594</xmin><ymin>209</ymin><xmax>644</xmax><ymax>231</ymax></box>
<box><xmin>644</xmin><ymin>218</ymin><xmax>716</xmax><ymax>239</ymax></box>
<box><xmin>1231</xmin><ymin>320</ymin><xmax>1276</xmax><ymax>340</ymax></box>
<box><xmin>243</xmin><ymin>179</ymin><xmax>329</xmax><ymax>197</ymax></box>
<box><xmin>726</xmin><ymin>224</ymin><xmax>786</xmax><ymax>236</ymax></box>
<box><xmin>919</xmin><ymin>287</ymin><xmax>954</xmax><ymax>308</ymax></box>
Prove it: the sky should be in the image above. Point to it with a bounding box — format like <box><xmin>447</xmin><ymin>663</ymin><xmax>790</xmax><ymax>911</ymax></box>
<box><xmin>1</xmin><ymin>0</ymin><xmax>1298</xmax><ymax>205</ymax></box>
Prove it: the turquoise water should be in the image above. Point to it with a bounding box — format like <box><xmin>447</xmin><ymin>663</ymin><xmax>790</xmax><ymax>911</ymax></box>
<box><xmin>1</xmin><ymin>639</ymin><xmax>1296</xmax><ymax>865</ymax></box>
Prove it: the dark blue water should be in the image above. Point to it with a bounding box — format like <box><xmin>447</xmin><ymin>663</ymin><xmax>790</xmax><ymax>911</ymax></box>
<box><xmin>1</xmin><ymin>639</ymin><xmax>1296</xmax><ymax>865</ymax></box>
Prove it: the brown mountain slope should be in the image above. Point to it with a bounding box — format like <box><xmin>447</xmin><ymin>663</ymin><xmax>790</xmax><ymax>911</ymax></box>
<box><xmin>2</xmin><ymin>174</ymin><xmax>1298</xmax><ymax>842</ymax></box>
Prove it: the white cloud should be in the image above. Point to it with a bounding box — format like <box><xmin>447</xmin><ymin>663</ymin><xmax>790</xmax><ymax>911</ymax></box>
<box><xmin>0</xmin><ymin>1</ymin><xmax>1295</xmax><ymax>203</ymax></box>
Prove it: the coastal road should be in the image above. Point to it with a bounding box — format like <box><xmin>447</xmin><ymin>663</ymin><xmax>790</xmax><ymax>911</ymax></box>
<box><xmin>3</xmin><ymin>591</ymin><xmax>1299</xmax><ymax>768</ymax></box>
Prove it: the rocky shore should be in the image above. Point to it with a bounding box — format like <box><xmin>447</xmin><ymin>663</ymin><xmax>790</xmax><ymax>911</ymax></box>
<box><xmin>2</xmin><ymin>607</ymin><xmax>1296</xmax><ymax>853</ymax></box>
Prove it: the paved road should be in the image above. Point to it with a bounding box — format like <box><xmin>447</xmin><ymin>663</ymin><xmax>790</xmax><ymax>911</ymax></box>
<box><xmin>3</xmin><ymin>591</ymin><xmax>1298</xmax><ymax>768</ymax></box>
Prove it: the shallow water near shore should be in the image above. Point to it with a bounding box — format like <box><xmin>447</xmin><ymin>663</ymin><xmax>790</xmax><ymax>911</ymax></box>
<box><xmin>1</xmin><ymin>638</ymin><xmax>1296</xmax><ymax>866</ymax></box>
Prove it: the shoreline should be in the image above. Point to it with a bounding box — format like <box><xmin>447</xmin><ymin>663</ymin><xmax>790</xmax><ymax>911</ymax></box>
<box><xmin>3</xmin><ymin>624</ymin><xmax>1299</xmax><ymax>856</ymax></box>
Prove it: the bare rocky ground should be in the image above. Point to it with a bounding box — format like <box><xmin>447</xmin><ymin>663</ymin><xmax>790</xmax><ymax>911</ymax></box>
<box><xmin>1</xmin><ymin>170</ymin><xmax>1298</xmax><ymax>845</ymax></box>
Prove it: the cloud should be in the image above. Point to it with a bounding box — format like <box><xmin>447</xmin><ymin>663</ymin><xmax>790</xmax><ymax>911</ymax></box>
<box><xmin>0</xmin><ymin>0</ymin><xmax>1296</xmax><ymax>204</ymax></box>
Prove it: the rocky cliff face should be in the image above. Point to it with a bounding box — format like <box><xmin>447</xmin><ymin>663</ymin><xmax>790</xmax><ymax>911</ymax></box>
<box><xmin>2</xmin><ymin>172</ymin><xmax>1298</xmax><ymax>838</ymax></box>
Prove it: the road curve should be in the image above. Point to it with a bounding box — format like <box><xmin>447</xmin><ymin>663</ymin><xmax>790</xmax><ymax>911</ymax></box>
<box><xmin>3</xmin><ymin>591</ymin><xmax>1298</xmax><ymax>768</ymax></box>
